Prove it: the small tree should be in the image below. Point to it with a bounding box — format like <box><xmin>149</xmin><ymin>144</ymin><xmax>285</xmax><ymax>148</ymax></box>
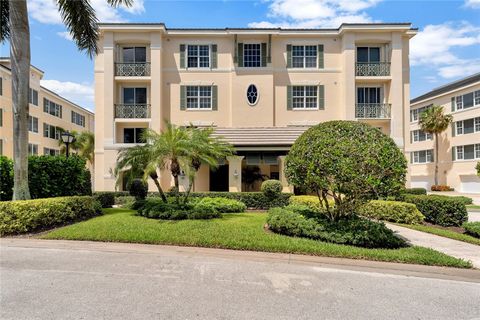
<box><xmin>419</xmin><ymin>105</ymin><xmax>452</xmax><ymax>186</ymax></box>
<box><xmin>285</xmin><ymin>121</ymin><xmax>407</xmax><ymax>221</ymax></box>
<box><xmin>476</xmin><ymin>162</ymin><xmax>480</xmax><ymax>177</ymax></box>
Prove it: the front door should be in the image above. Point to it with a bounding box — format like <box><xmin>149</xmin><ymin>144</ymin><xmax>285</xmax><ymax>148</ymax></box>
<box><xmin>209</xmin><ymin>164</ymin><xmax>229</xmax><ymax>191</ymax></box>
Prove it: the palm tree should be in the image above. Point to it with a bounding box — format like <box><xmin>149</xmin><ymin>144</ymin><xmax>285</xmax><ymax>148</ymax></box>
<box><xmin>116</xmin><ymin>144</ymin><xmax>168</xmax><ymax>202</ymax></box>
<box><xmin>419</xmin><ymin>105</ymin><xmax>453</xmax><ymax>186</ymax></box>
<box><xmin>183</xmin><ymin>126</ymin><xmax>233</xmax><ymax>202</ymax></box>
<box><xmin>1</xmin><ymin>0</ymin><xmax>133</xmax><ymax>200</ymax></box>
<box><xmin>76</xmin><ymin>132</ymin><xmax>95</xmax><ymax>166</ymax></box>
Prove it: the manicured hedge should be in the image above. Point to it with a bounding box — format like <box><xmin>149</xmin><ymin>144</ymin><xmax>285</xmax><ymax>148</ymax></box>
<box><xmin>403</xmin><ymin>195</ymin><xmax>468</xmax><ymax>227</ymax></box>
<box><xmin>93</xmin><ymin>192</ymin><xmax>116</xmax><ymax>208</ymax></box>
<box><xmin>0</xmin><ymin>196</ymin><xmax>101</xmax><ymax>235</ymax></box>
<box><xmin>463</xmin><ymin>222</ymin><xmax>480</xmax><ymax>238</ymax></box>
<box><xmin>0</xmin><ymin>156</ymin><xmax>13</xmax><ymax>201</ymax></box>
<box><xmin>358</xmin><ymin>200</ymin><xmax>425</xmax><ymax>224</ymax></box>
<box><xmin>404</xmin><ymin>188</ymin><xmax>427</xmax><ymax>195</ymax></box>
<box><xmin>195</xmin><ymin>197</ymin><xmax>246</xmax><ymax>213</ymax></box>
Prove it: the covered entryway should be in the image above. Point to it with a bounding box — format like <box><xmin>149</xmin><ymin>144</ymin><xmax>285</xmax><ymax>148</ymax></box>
<box><xmin>209</xmin><ymin>164</ymin><xmax>229</xmax><ymax>191</ymax></box>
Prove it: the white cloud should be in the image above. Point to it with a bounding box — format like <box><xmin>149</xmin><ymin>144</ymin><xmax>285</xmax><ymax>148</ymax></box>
<box><xmin>41</xmin><ymin>79</ymin><xmax>94</xmax><ymax>110</ymax></box>
<box><xmin>56</xmin><ymin>31</ymin><xmax>72</xmax><ymax>41</ymax></box>
<box><xmin>249</xmin><ymin>0</ymin><xmax>380</xmax><ymax>28</ymax></box>
<box><xmin>410</xmin><ymin>22</ymin><xmax>480</xmax><ymax>78</ymax></box>
<box><xmin>465</xmin><ymin>0</ymin><xmax>480</xmax><ymax>8</ymax></box>
<box><xmin>28</xmin><ymin>0</ymin><xmax>145</xmax><ymax>25</ymax></box>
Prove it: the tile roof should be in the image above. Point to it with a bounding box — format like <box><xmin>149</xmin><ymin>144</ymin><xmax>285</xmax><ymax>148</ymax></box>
<box><xmin>212</xmin><ymin>127</ymin><xmax>310</xmax><ymax>146</ymax></box>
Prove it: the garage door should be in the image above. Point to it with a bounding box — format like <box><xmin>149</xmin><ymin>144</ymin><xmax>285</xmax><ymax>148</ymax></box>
<box><xmin>460</xmin><ymin>175</ymin><xmax>480</xmax><ymax>193</ymax></box>
<box><xmin>410</xmin><ymin>176</ymin><xmax>434</xmax><ymax>190</ymax></box>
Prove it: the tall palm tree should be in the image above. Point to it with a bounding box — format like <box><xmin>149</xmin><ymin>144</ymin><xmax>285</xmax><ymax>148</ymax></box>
<box><xmin>116</xmin><ymin>144</ymin><xmax>168</xmax><ymax>202</ymax></box>
<box><xmin>419</xmin><ymin>105</ymin><xmax>453</xmax><ymax>186</ymax></box>
<box><xmin>76</xmin><ymin>131</ymin><xmax>95</xmax><ymax>166</ymax></box>
<box><xmin>1</xmin><ymin>0</ymin><xmax>133</xmax><ymax>200</ymax></box>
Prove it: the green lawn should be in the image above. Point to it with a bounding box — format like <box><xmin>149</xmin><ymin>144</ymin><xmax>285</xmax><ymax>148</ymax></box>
<box><xmin>399</xmin><ymin>223</ymin><xmax>480</xmax><ymax>246</ymax></box>
<box><xmin>467</xmin><ymin>205</ymin><xmax>480</xmax><ymax>210</ymax></box>
<box><xmin>41</xmin><ymin>208</ymin><xmax>472</xmax><ymax>268</ymax></box>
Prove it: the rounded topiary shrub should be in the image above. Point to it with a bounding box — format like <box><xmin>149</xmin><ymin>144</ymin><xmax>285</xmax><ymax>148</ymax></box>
<box><xmin>261</xmin><ymin>179</ymin><xmax>283</xmax><ymax>198</ymax></box>
<box><xmin>129</xmin><ymin>179</ymin><xmax>148</xmax><ymax>200</ymax></box>
<box><xmin>285</xmin><ymin>121</ymin><xmax>407</xmax><ymax>220</ymax></box>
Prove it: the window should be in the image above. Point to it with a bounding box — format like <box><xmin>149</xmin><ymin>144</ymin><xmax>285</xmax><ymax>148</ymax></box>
<box><xmin>357</xmin><ymin>47</ymin><xmax>380</xmax><ymax>63</ymax></box>
<box><xmin>187</xmin><ymin>45</ymin><xmax>210</xmax><ymax>68</ymax></box>
<box><xmin>455</xmin><ymin>144</ymin><xmax>480</xmax><ymax>160</ymax></box>
<box><xmin>411</xmin><ymin>129</ymin><xmax>432</xmax><ymax>142</ymax></box>
<box><xmin>292</xmin><ymin>86</ymin><xmax>318</xmax><ymax>109</ymax></box>
<box><xmin>357</xmin><ymin>87</ymin><xmax>381</xmax><ymax>104</ymax></box>
<box><xmin>186</xmin><ymin>86</ymin><xmax>212</xmax><ymax>110</ymax></box>
<box><xmin>44</xmin><ymin>147</ymin><xmax>59</xmax><ymax>156</ymax></box>
<box><xmin>28</xmin><ymin>143</ymin><xmax>38</xmax><ymax>155</ymax></box>
<box><xmin>71</xmin><ymin>111</ymin><xmax>86</xmax><ymax>127</ymax></box>
<box><xmin>410</xmin><ymin>104</ymin><xmax>432</xmax><ymax>122</ymax></box>
<box><xmin>456</xmin><ymin>117</ymin><xmax>480</xmax><ymax>135</ymax></box>
<box><xmin>28</xmin><ymin>116</ymin><xmax>38</xmax><ymax>133</ymax></box>
<box><xmin>292</xmin><ymin>45</ymin><xmax>317</xmax><ymax>68</ymax></box>
<box><xmin>453</xmin><ymin>91</ymin><xmax>480</xmax><ymax>111</ymax></box>
<box><xmin>123</xmin><ymin>87</ymin><xmax>147</xmax><ymax>104</ymax></box>
<box><xmin>123</xmin><ymin>128</ymin><xmax>145</xmax><ymax>144</ymax></box>
<box><xmin>43</xmin><ymin>98</ymin><xmax>62</xmax><ymax>118</ymax></box>
<box><xmin>29</xmin><ymin>88</ymin><xmax>38</xmax><ymax>106</ymax></box>
<box><xmin>43</xmin><ymin>123</ymin><xmax>61</xmax><ymax>140</ymax></box>
<box><xmin>243</xmin><ymin>44</ymin><xmax>261</xmax><ymax>68</ymax></box>
<box><xmin>246</xmin><ymin>84</ymin><xmax>258</xmax><ymax>105</ymax></box>
<box><xmin>122</xmin><ymin>47</ymin><xmax>146</xmax><ymax>63</ymax></box>
<box><xmin>412</xmin><ymin>150</ymin><xmax>434</xmax><ymax>164</ymax></box>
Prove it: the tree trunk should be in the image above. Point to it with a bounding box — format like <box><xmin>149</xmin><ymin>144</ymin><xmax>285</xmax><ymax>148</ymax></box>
<box><xmin>434</xmin><ymin>132</ymin><xmax>439</xmax><ymax>186</ymax></box>
<box><xmin>9</xmin><ymin>0</ymin><xmax>31</xmax><ymax>200</ymax></box>
<box><xmin>150</xmin><ymin>174</ymin><xmax>167</xmax><ymax>202</ymax></box>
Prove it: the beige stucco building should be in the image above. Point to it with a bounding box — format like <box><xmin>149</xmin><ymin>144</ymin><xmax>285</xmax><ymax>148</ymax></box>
<box><xmin>0</xmin><ymin>58</ymin><xmax>94</xmax><ymax>159</ymax></box>
<box><xmin>407</xmin><ymin>73</ymin><xmax>480</xmax><ymax>193</ymax></box>
<box><xmin>94</xmin><ymin>23</ymin><xmax>416</xmax><ymax>192</ymax></box>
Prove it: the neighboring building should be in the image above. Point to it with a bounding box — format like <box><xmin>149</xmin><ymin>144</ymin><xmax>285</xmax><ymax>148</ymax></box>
<box><xmin>94</xmin><ymin>23</ymin><xmax>416</xmax><ymax>192</ymax></box>
<box><xmin>0</xmin><ymin>58</ymin><xmax>94</xmax><ymax>158</ymax></box>
<box><xmin>407</xmin><ymin>73</ymin><xmax>480</xmax><ymax>193</ymax></box>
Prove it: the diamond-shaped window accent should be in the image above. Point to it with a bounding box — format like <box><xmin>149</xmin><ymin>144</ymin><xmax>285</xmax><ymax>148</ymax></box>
<box><xmin>247</xmin><ymin>84</ymin><xmax>258</xmax><ymax>105</ymax></box>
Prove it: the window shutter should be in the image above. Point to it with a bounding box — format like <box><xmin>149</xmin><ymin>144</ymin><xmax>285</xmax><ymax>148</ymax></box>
<box><xmin>452</xmin><ymin>147</ymin><xmax>456</xmax><ymax>161</ymax></box>
<box><xmin>451</xmin><ymin>97</ymin><xmax>455</xmax><ymax>112</ymax></box>
<box><xmin>211</xmin><ymin>44</ymin><xmax>217</xmax><ymax>69</ymax></box>
<box><xmin>451</xmin><ymin>123</ymin><xmax>456</xmax><ymax>137</ymax></box>
<box><xmin>287</xmin><ymin>86</ymin><xmax>293</xmax><ymax>110</ymax></box>
<box><xmin>286</xmin><ymin>44</ymin><xmax>292</xmax><ymax>68</ymax></box>
<box><xmin>318</xmin><ymin>85</ymin><xmax>325</xmax><ymax>109</ymax></box>
<box><xmin>180</xmin><ymin>44</ymin><xmax>186</xmax><ymax>69</ymax></box>
<box><xmin>261</xmin><ymin>43</ymin><xmax>267</xmax><ymax>67</ymax></box>
<box><xmin>238</xmin><ymin>43</ymin><xmax>244</xmax><ymax>67</ymax></box>
<box><xmin>410</xmin><ymin>152</ymin><xmax>413</xmax><ymax>164</ymax></box>
<box><xmin>180</xmin><ymin>86</ymin><xmax>186</xmax><ymax>110</ymax></box>
<box><xmin>317</xmin><ymin>44</ymin><xmax>324</xmax><ymax>69</ymax></box>
<box><xmin>212</xmin><ymin>86</ymin><xmax>218</xmax><ymax>111</ymax></box>
<box><xmin>43</xmin><ymin>98</ymin><xmax>48</xmax><ymax>112</ymax></box>
<box><xmin>410</xmin><ymin>131</ymin><xmax>412</xmax><ymax>144</ymax></box>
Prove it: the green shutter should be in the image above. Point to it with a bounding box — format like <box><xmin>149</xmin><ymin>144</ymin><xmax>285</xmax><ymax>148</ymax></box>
<box><xmin>238</xmin><ymin>43</ymin><xmax>244</xmax><ymax>67</ymax></box>
<box><xmin>180</xmin><ymin>44</ymin><xmax>186</xmax><ymax>69</ymax></box>
<box><xmin>180</xmin><ymin>86</ymin><xmax>186</xmax><ymax>110</ymax></box>
<box><xmin>212</xmin><ymin>86</ymin><xmax>218</xmax><ymax>111</ymax></box>
<box><xmin>286</xmin><ymin>44</ymin><xmax>292</xmax><ymax>68</ymax></box>
<box><xmin>451</xmin><ymin>97</ymin><xmax>455</xmax><ymax>112</ymax></box>
<box><xmin>317</xmin><ymin>44</ymin><xmax>324</xmax><ymax>69</ymax></box>
<box><xmin>211</xmin><ymin>44</ymin><xmax>217</xmax><ymax>69</ymax></box>
<box><xmin>451</xmin><ymin>122</ymin><xmax>456</xmax><ymax>137</ymax></box>
<box><xmin>261</xmin><ymin>43</ymin><xmax>267</xmax><ymax>67</ymax></box>
<box><xmin>410</xmin><ymin>131</ymin><xmax>412</xmax><ymax>144</ymax></box>
<box><xmin>452</xmin><ymin>147</ymin><xmax>456</xmax><ymax>161</ymax></box>
<box><xmin>318</xmin><ymin>85</ymin><xmax>325</xmax><ymax>109</ymax></box>
<box><xmin>410</xmin><ymin>152</ymin><xmax>413</xmax><ymax>164</ymax></box>
<box><xmin>287</xmin><ymin>86</ymin><xmax>293</xmax><ymax>110</ymax></box>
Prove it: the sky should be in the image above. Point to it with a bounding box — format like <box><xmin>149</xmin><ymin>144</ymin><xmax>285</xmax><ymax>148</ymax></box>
<box><xmin>0</xmin><ymin>0</ymin><xmax>479</xmax><ymax>111</ymax></box>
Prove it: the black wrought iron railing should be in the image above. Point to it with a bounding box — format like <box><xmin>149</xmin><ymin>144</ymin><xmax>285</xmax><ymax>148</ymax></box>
<box><xmin>355</xmin><ymin>62</ymin><xmax>391</xmax><ymax>76</ymax></box>
<box><xmin>115</xmin><ymin>62</ymin><xmax>151</xmax><ymax>76</ymax></box>
<box><xmin>114</xmin><ymin>104</ymin><xmax>151</xmax><ymax>118</ymax></box>
<box><xmin>355</xmin><ymin>103</ymin><xmax>391</xmax><ymax>119</ymax></box>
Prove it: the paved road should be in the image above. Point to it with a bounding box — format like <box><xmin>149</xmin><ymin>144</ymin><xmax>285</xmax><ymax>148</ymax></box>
<box><xmin>1</xmin><ymin>239</ymin><xmax>480</xmax><ymax>320</ymax></box>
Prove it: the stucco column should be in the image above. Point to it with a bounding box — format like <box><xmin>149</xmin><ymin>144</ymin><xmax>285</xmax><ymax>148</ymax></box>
<box><xmin>278</xmin><ymin>156</ymin><xmax>294</xmax><ymax>193</ymax></box>
<box><xmin>342</xmin><ymin>33</ymin><xmax>356</xmax><ymax>120</ymax></box>
<box><xmin>389</xmin><ymin>32</ymin><xmax>405</xmax><ymax>149</ymax></box>
<box><xmin>227</xmin><ymin>156</ymin><xmax>244</xmax><ymax>192</ymax></box>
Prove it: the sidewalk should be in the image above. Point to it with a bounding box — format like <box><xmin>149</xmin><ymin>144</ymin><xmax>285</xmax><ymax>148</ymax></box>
<box><xmin>386</xmin><ymin>223</ymin><xmax>480</xmax><ymax>269</ymax></box>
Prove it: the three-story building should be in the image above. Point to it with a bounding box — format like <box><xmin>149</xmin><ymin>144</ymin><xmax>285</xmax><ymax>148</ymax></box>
<box><xmin>94</xmin><ymin>23</ymin><xmax>416</xmax><ymax>192</ymax></box>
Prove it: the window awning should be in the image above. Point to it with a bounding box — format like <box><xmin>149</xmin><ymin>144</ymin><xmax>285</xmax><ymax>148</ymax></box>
<box><xmin>212</xmin><ymin>127</ymin><xmax>310</xmax><ymax>148</ymax></box>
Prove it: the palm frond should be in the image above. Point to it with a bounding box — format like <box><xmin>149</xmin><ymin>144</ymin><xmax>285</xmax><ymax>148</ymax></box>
<box><xmin>106</xmin><ymin>0</ymin><xmax>133</xmax><ymax>7</ymax></box>
<box><xmin>0</xmin><ymin>0</ymin><xmax>9</xmax><ymax>42</ymax></box>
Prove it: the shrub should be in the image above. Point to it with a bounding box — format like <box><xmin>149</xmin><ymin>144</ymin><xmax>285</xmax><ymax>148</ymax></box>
<box><xmin>93</xmin><ymin>192</ymin><xmax>115</xmax><ymax>208</ymax></box>
<box><xmin>261</xmin><ymin>180</ymin><xmax>283</xmax><ymax>198</ymax></box>
<box><xmin>403</xmin><ymin>195</ymin><xmax>468</xmax><ymax>226</ymax></box>
<box><xmin>358</xmin><ymin>200</ymin><xmax>425</xmax><ymax>224</ymax></box>
<box><xmin>404</xmin><ymin>188</ymin><xmax>427</xmax><ymax>195</ymax></box>
<box><xmin>463</xmin><ymin>222</ymin><xmax>480</xmax><ymax>238</ymax></box>
<box><xmin>288</xmin><ymin>195</ymin><xmax>335</xmax><ymax>211</ymax></box>
<box><xmin>267</xmin><ymin>207</ymin><xmax>406</xmax><ymax>249</ymax></box>
<box><xmin>454</xmin><ymin>196</ymin><xmax>473</xmax><ymax>205</ymax></box>
<box><xmin>0</xmin><ymin>156</ymin><xmax>13</xmax><ymax>201</ymax></box>
<box><xmin>195</xmin><ymin>197</ymin><xmax>246</xmax><ymax>213</ymax></box>
<box><xmin>129</xmin><ymin>179</ymin><xmax>148</xmax><ymax>200</ymax></box>
<box><xmin>0</xmin><ymin>196</ymin><xmax>101</xmax><ymax>235</ymax></box>
<box><xmin>115</xmin><ymin>196</ymin><xmax>135</xmax><ymax>207</ymax></box>
<box><xmin>431</xmin><ymin>185</ymin><xmax>454</xmax><ymax>191</ymax></box>
<box><xmin>285</xmin><ymin>121</ymin><xmax>407</xmax><ymax>220</ymax></box>
<box><xmin>477</xmin><ymin>162</ymin><xmax>480</xmax><ymax>177</ymax></box>
<box><xmin>136</xmin><ymin>198</ymin><xmax>222</xmax><ymax>220</ymax></box>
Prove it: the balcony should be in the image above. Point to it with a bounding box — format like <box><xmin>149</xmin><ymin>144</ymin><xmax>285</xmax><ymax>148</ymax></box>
<box><xmin>115</xmin><ymin>62</ymin><xmax>151</xmax><ymax>77</ymax></box>
<box><xmin>355</xmin><ymin>62</ymin><xmax>390</xmax><ymax>77</ymax></box>
<box><xmin>115</xmin><ymin>104</ymin><xmax>151</xmax><ymax>119</ymax></box>
<box><xmin>355</xmin><ymin>103</ymin><xmax>391</xmax><ymax>119</ymax></box>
